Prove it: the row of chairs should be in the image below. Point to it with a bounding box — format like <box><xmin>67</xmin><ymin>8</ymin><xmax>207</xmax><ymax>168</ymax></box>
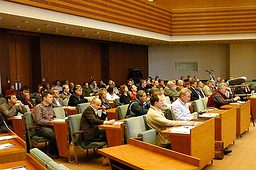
<box><xmin>30</xmin><ymin>148</ymin><xmax>69</xmax><ymax>170</ymax></box>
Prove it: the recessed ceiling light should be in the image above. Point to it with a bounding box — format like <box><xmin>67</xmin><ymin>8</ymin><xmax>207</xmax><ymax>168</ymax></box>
<box><xmin>0</xmin><ymin>17</ymin><xmax>3</xmax><ymax>20</ymax></box>
<box><xmin>81</xmin><ymin>29</ymin><xmax>86</xmax><ymax>32</ymax></box>
<box><xmin>64</xmin><ymin>27</ymin><xmax>69</xmax><ymax>30</ymax></box>
<box><xmin>16</xmin><ymin>25</ymin><xmax>20</xmax><ymax>28</ymax></box>
<box><xmin>36</xmin><ymin>28</ymin><xmax>41</xmax><ymax>31</ymax></box>
<box><xmin>23</xmin><ymin>20</ymin><xmax>29</xmax><ymax>24</ymax></box>
<box><xmin>96</xmin><ymin>31</ymin><xmax>100</xmax><ymax>35</ymax></box>
<box><xmin>45</xmin><ymin>24</ymin><xmax>50</xmax><ymax>27</ymax></box>
<box><xmin>71</xmin><ymin>32</ymin><xmax>74</xmax><ymax>35</ymax></box>
<box><xmin>148</xmin><ymin>0</ymin><xmax>154</xmax><ymax>2</ymax></box>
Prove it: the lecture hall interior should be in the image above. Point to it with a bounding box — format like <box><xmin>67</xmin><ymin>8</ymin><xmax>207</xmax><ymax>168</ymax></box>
<box><xmin>0</xmin><ymin>0</ymin><xmax>256</xmax><ymax>169</ymax></box>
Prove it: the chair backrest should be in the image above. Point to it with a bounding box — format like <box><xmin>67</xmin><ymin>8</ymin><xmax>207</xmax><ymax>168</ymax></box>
<box><xmin>77</xmin><ymin>103</ymin><xmax>90</xmax><ymax>113</ymax></box>
<box><xmin>68</xmin><ymin>114</ymin><xmax>82</xmax><ymax>144</ymax></box>
<box><xmin>24</xmin><ymin>105</ymin><xmax>30</xmax><ymax>112</ymax></box>
<box><xmin>53</xmin><ymin>107</ymin><xmax>66</xmax><ymax>119</ymax></box>
<box><xmin>24</xmin><ymin>112</ymin><xmax>36</xmax><ymax>136</ymax></box>
<box><xmin>202</xmin><ymin>97</ymin><xmax>208</xmax><ymax>109</ymax></box>
<box><xmin>117</xmin><ymin>104</ymin><xmax>129</xmax><ymax>120</ymax></box>
<box><xmin>47</xmin><ymin>160</ymin><xmax>70</xmax><ymax>170</ymax></box>
<box><xmin>30</xmin><ymin>148</ymin><xmax>52</xmax><ymax>167</ymax></box>
<box><xmin>124</xmin><ymin>116</ymin><xmax>146</xmax><ymax>139</ymax></box>
<box><xmin>164</xmin><ymin>96</ymin><xmax>172</xmax><ymax>105</ymax></box>
<box><xmin>62</xmin><ymin>98</ymin><xmax>69</xmax><ymax>106</ymax></box>
<box><xmin>192</xmin><ymin>99</ymin><xmax>205</xmax><ymax>113</ymax></box>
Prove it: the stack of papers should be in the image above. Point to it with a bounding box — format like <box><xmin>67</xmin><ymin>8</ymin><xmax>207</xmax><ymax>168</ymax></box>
<box><xmin>4</xmin><ymin>166</ymin><xmax>26</xmax><ymax>170</ymax></box>
<box><xmin>113</xmin><ymin>121</ymin><xmax>123</xmax><ymax>125</ymax></box>
<box><xmin>198</xmin><ymin>113</ymin><xmax>220</xmax><ymax>118</ymax></box>
<box><xmin>169</xmin><ymin>126</ymin><xmax>195</xmax><ymax>134</ymax></box>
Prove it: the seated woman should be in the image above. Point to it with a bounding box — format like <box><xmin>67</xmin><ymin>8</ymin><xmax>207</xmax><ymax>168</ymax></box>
<box><xmin>119</xmin><ymin>84</ymin><xmax>131</xmax><ymax>104</ymax></box>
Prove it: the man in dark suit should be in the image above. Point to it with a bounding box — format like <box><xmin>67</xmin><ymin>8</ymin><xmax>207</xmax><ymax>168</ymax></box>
<box><xmin>80</xmin><ymin>97</ymin><xmax>114</xmax><ymax>145</ymax></box>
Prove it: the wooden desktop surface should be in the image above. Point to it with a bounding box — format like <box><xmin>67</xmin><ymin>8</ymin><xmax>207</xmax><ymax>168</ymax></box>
<box><xmin>63</xmin><ymin>106</ymin><xmax>77</xmax><ymax>116</ymax></box>
<box><xmin>98</xmin><ymin>139</ymin><xmax>199</xmax><ymax>170</ymax></box>
<box><xmin>208</xmin><ymin>109</ymin><xmax>236</xmax><ymax>148</ymax></box>
<box><xmin>221</xmin><ymin>100</ymin><xmax>250</xmax><ymax>137</ymax></box>
<box><xmin>0</xmin><ymin>132</ymin><xmax>26</xmax><ymax>164</ymax></box>
<box><xmin>162</xmin><ymin>118</ymin><xmax>215</xmax><ymax>169</ymax></box>
<box><xmin>48</xmin><ymin>119</ymin><xmax>69</xmax><ymax>158</ymax></box>
<box><xmin>0</xmin><ymin>154</ymin><xmax>47</xmax><ymax>170</ymax></box>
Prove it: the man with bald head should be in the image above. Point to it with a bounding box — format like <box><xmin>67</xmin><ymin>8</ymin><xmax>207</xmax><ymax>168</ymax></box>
<box><xmin>80</xmin><ymin>97</ymin><xmax>114</xmax><ymax>145</ymax></box>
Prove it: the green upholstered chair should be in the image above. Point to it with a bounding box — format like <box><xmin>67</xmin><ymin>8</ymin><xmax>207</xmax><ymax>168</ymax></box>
<box><xmin>62</xmin><ymin>98</ymin><xmax>69</xmax><ymax>106</ymax></box>
<box><xmin>124</xmin><ymin>116</ymin><xmax>156</xmax><ymax>145</ymax></box>
<box><xmin>47</xmin><ymin>160</ymin><xmax>70</xmax><ymax>170</ymax></box>
<box><xmin>68</xmin><ymin>114</ymin><xmax>106</xmax><ymax>163</ymax></box>
<box><xmin>77</xmin><ymin>102</ymin><xmax>90</xmax><ymax>114</ymax></box>
<box><xmin>192</xmin><ymin>99</ymin><xmax>206</xmax><ymax>114</ymax></box>
<box><xmin>30</xmin><ymin>148</ymin><xmax>52</xmax><ymax>167</ymax></box>
<box><xmin>53</xmin><ymin>107</ymin><xmax>66</xmax><ymax>119</ymax></box>
<box><xmin>116</xmin><ymin>104</ymin><xmax>129</xmax><ymax>120</ymax></box>
<box><xmin>23</xmin><ymin>112</ymin><xmax>48</xmax><ymax>150</ymax></box>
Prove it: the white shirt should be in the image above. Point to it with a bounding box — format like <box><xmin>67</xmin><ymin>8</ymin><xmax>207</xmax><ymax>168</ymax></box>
<box><xmin>171</xmin><ymin>98</ymin><xmax>195</xmax><ymax>121</ymax></box>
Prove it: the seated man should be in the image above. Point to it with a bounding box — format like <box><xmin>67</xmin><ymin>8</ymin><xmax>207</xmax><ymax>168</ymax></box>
<box><xmin>51</xmin><ymin>88</ymin><xmax>64</xmax><ymax>107</ymax></box>
<box><xmin>207</xmin><ymin>83</ymin><xmax>240</xmax><ymax>109</ymax></box>
<box><xmin>80</xmin><ymin>98</ymin><xmax>113</xmax><ymax>145</ymax></box>
<box><xmin>164</xmin><ymin>80</ymin><xmax>178</xmax><ymax>102</ymax></box>
<box><xmin>171</xmin><ymin>88</ymin><xmax>198</xmax><ymax>121</ymax></box>
<box><xmin>146</xmin><ymin>94</ymin><xmax>196</xmax><ymax>148</ymax></box>
<box><xmin>0</xmin><ymin>94</ymin><xmax>27</xmax><ymax>132</ymax></box>
<box><xmin>68</xmin><ymin>85</ymin><xmax>88</xmax><ymax>106</ymax></box>
<box><xmin>32</xmin><ymin>91</ymin><xmax>58</xmax><ymax>158</ymax></box>
<box><xmin>126</xmin><ymin>90</ymin><xmax>150</xmax><ymax>118</ymax></box>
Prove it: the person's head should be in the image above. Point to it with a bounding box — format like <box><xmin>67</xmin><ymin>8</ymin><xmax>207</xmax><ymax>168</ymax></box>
<box><xmin>167</xmin><ymin>80</ymin><xmax>176</xmax><ymax>90</ymax></box>
<box><xmin>69</xmin><ymin>82</ymin><xmax>75</xmax><ymax>88</ymax></box>
<box><xmin>177</xmin><ymin>80</ymin><xmax>184</xmax><ymax>86</ymax></box>
<box><xmin>150</xmin><ymin>94</ymin><xmax>164</xmax><ymax>109</ymax></box>
<box><xmin>63</xmin><ymin>84</ymin><xmax>70</xmax><ymax>93</ymax></box>
<box><xmin>90</xmin><ymin>97</ymin><xmax>102</xmax><ymax>110</ymax></box>
<box><xmin>42</xmin><ymin>91</ymin><xmax>53</xmax><ymax>105</ymax></box>
<box><xmin>55</xmin><ymin>80</ymin><xmax>61</xmax><ymax>86</ymax></box>
<box><xmin>6</xmin><ymin>94</ymin><xmax>18</xmax><ymax>105</ymax></box>
<box><xmin>98</xmin><ymin>88</ymin><xmax>107</xmax><ymax>99</ymax></box>
<box><xmin>74</xmin><ymin>85</ymin><xmax>82</xmax><ymax>96</ymax></box>
<box><xmin>218</xmin><ymin>83</ymin><xmax>228</xmax><ymax>94</ymax></box>
<box><xmin>20</xmin><ymin>86</ymin><xmax>30</xmax><ymax>95</ymax></box>
<box><xmin>190</xmin><ymin>80</ymin><xmax>197</xmax><ymax>88</ymax></box>
<box><xmin>36</xmin><ymin>84</ymin><xmax>43</xmax><ymax>93</ymax></box>
<box><xmin>150</xmin><ymin>87</ymin><xmax>161</xmax><ymax>96</ymax></box>
<box><xmin>131</xmin><ymin>85</ymin><xmax>137</xmax><ymax>92</ymax></box>
<box><xmin>120</xmin><ymin>85</ymin><xmax>128</xmax><ymax>95</ymax></box>
<box><xmin>51</xmin><ymin>88</ymin><xmax>60</xmax><ymax>98</ymax></box>
<box><xmin>140</xmin><ymin>79</ymin><xmax>147</xmax><ymax>88</ymax></box>
<box><xmin>179</xmin><ymin>88</ymin><xmax>191</xmax><ymax>103</ymax></box>
<box><xmin>136</xmin><ymin>90</ymin><xmax>147</xmax><ymax>103</ymax></box>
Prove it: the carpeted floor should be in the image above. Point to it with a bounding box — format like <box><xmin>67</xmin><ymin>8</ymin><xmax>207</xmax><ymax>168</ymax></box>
<box><xmin>55</xmin><ymin>123</ymin><xmax>256</xmax><ymax>170</ymax></box>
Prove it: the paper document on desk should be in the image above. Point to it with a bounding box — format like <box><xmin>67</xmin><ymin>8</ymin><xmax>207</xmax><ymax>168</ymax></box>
<box><xmin>0</xmin><ymin>135</ymin><xmax>14</xmax><ymax>141</ymax></box>
<box><xmin>169</xmin><ymin>126</ymin><xmax>194</xmax><ymax>134</ymax></box>
<box><xmin>198</xmin><ymin>113</ymin><xmax>220</xmax><ymax>118</ymax></box>
<box><xmin>113</xmin><ymin>121</ymin><xmax>123</xmax><ymax>125</ymax></box>
<box><xmin>237</xmin><ymin>101</ymin><xmax>245</xmax><ymax>103</ymax></box>
<box><xmin>4</xmin><ymin>166</ymin><xmax>27</xmax><ymax>170</ymax></box>
<box><xmin>0</xmin><ymin>143</ymin><xmax>15</xmax><ymax>150</ymax></box>
<box><xmin>52</xmin><ymin>119</ymin><xmax>65</xmax><ymax>122</ymax></box>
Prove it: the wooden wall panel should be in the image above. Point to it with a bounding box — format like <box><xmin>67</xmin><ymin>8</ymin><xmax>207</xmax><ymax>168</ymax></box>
<box><xmin>8</xmin><ymin>34</ymin><xmax>32</xmax><ymax>86</ymax></box>
<box><xmin>0</xmin><ymin>29</ymin><xmax>10</xmax><ymax>90</ymax></box>
<box><xmin>40</xmin><ymin>35</ymin><xmax>101</xmax><ymax>85</ymax></box>
<box><xmin>155</xmin><ymin>0</ymin><xmax>256</xmax><ymax>9</ymax></box>
<box><xmin>108</xmin><ymin>43</ymin><xmax>148</xmax><ymax>85</ymax></box>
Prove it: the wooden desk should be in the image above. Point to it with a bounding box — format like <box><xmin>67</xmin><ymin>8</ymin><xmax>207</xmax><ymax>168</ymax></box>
<box><xmin>0</xmin><ymin>154</ymin><xmax>47</xmax><ymax>170</ymax></box>
<box><xmin>9</xmin><ymin>115</ymin><xmax>25</xmax><ymax>140</ymax></box>
<box><xmin>221</xmin><ymin>101</ymin><xmax>250</xmax><ymax>137</ymax></box>
<box><xmin>99</xmin><ymin>123</ymin><xmax>124</xmax><ymax>147</ymax></box>
<box><xmin>98</xmin><ymin>138</ymin><xmax>200</xmax><ymax>170</ymax></box>
<box><xmin>208</xmin><ymin>109</ymin><xmax>236</xmax><ymax>148</ymax></box>
<box><xmin>250</xmin><ymin>97</ymin><xmax>256</xmax><ymax>123</ymax></box>
<box><xmin>0</xmin><ymin>132</ymin><xmax>26</xmax><ymax>164</ymax></box>
<box><xmin>63</xmin><ymin>106</ymin><xmax>77</xmax><ymax>116</ymax></box>
<box><xmin>162</xmin><ymin>118</ymin><xmax>214</xmax><ymax>169</ymax></box>
<box><xmin>48</xmin><ymin>119</ymin><xmax>69</xmax><ymax>159</ymax></box>
<box><xmin>106</xmin><ymin>108</ymin><xmax>118</xmax><ymax>120</ymax></box>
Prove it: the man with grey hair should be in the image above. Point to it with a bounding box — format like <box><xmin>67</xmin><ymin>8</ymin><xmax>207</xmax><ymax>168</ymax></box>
<box><xmin>203</xmin><ymin>80</ymin><xmax>215</xmax><ymax>97</ymax></box>
<box><xmin>171</xmin><ymin>88</ymin><xmax>198</xmax><ymax>121</ymax></box>
<box><xmin>207</xmin><ymin>83</ymin><xmax>240</xmax><ymax>109</ymax></box>
<box><xmin>164</xmin><ymin>80</ymin><xmax>178</xmax><ymax>102</ymax></box>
